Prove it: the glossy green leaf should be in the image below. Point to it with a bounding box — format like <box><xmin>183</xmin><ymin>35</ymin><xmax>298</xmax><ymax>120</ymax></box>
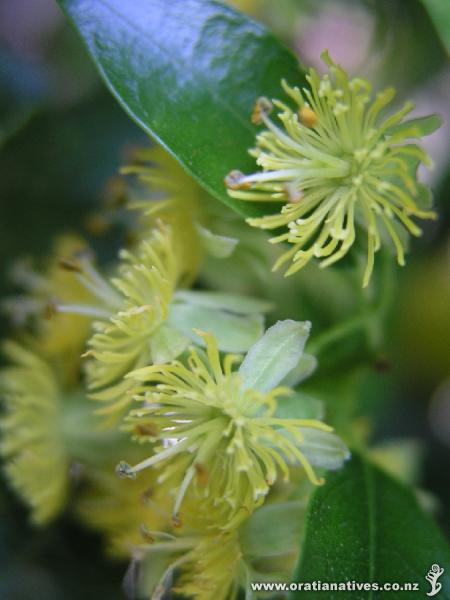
<box><xmin>421</xmin><ymin>0</ymin><xmax>450</xmax><ymax>53</ymax></box>
<box><xmin>0</xmin><ymin>50</ymin><xmax>47</xmax><ymax>147</ymax></box>
<box><xmin>239</xmin><ymin>320</ymin><xmax>311</xmax><ymax>392</ymax></box>
<box><xmin>57</xmin><ymin>0</ymin><xmax>305</xmax><ymax>217</ymax></box>
<box><xmin>291</xmin><ymin>453</ymin><xmax>450</xmax><ymax>599</ymax></box>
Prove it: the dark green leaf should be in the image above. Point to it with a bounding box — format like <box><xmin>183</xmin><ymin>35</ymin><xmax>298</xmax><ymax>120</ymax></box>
<box><xmin>420</xmin><ymin>0</ymin><xmax>450</xmax><ymax>53</ymax></box>
<box><xmin>290</xmin><ymin>453</ymin><xmax>450</xmax><ymax>599</ymax></box>
<box><xmin>57</xmin><ymin>0</ymin><xmax>305</xmax><ymax>217</ymax></box>
<box><xmin>369</xmin><ymin>1</ymin><xmax>448</xmax><ymax>89</ymax></box>
<box><xmin>0</xmin><ymin>50</ymin><xmax>47</xmax><ymax>147</ymax></box>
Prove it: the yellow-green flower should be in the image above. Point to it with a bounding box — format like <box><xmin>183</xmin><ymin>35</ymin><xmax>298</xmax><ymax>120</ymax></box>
<box><xmin>76</xmin><ymin>460</ymin><xmax>171</xmax><ymax>557</ymax></box>
<box><xmin>0</xmin><ymin>342</ymin><xmax>69</xmax><ymax>525</ymax></box>
<box><xmin>226</xmin><ymin>51</ymin><xmax>440</xmax><ymax>286</ymax></box>
<box><xmin>132</xmin><ymin>512</ymin><xmax>246</xmax><ymax>600</ymax></box>
<box><xmin>122</xmin><ymin>146</ymin><xmax>205</xmax><ymax>279</ymax></box>
<box><xmin>0</xmin><ymin>340</ymin><xmax>135</xmax><ymax>525</ymax></box>
<box><xmin>117</xmin><ymin>321</ymin><xmax>348</xmax><ymax>529</ymax></box>
<box><xmin>86</xmin><ymin>225</ymin><xmax>179</xmax><ymax>413</ymax></box>
<box><xmin>173</xmin><ymin>529</ymin><xmax>244</xmax><ymax>600</ymax></box>
<box><xmin>2</xmin><ymin>235</ymin><xmax>94</xmax><ymax>381</ymax></box>
<box><xmin>122</xmin><ymin>145</ymin><xmax>239</xmax><ymax>273</ymax></box>
<box><xmin>57</xmin><ymin>223</ymin><xmax>268</xmax><ymax>418</ymax></box>
<box><xmin>127</xmin><ymin>480</ymin><xmax>250</xmax><ymax>600</ymax></box>
<box><xmin>129</xmin><ymin>489</ymin><xmax>307</xmax><ymax>600</ymax></box>
<box><xmin>54</xmin><ymin>223</ymin><xmax>179</xmax><ymax>417</ymax></box>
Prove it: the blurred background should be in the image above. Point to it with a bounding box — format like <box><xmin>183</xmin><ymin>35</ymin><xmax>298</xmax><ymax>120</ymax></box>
<box><xmin>0</xmin><ymin>0</ymin><xmax>449</xmax><ymax>597</ymax></box>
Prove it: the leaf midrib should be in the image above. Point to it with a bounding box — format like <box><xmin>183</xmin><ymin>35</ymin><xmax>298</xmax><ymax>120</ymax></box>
<box><xmin>363</xmin><ymin>457</ymin><xmax>376</xmax><ymax>600</ymax></box>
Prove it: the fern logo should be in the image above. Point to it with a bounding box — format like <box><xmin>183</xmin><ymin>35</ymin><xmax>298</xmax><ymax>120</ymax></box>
<box><xmin>426</xmin><ymin>564</ymin><xmax>444</xmax><ymax>597</ymax></box>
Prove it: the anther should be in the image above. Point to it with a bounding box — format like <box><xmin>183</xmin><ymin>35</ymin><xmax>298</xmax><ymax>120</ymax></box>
<box><xmin>85</xmin><ymin>213</ymin><xmax>110</xmax><ymax>236</ymax></box>
<box><xmin>141</xmin><ymin>487</ymin><xmax>154</xmax><ymax>503</ymax></box>
<box><xmin>251</xmin><ymin>96</ymin><xmax>273</xmax><ymax>124</ymax></box>
<box><xmin>43</xmin><ymin>302</ymin><xmax>57</xmax><ymax>319</ymax></box>
<box><xmin>284</xmin><ymin>183</ymin><xmax>303</xmax><ymax>203</ymax></box>
<box><xmin>299</xmin><ymin>106</ymin><xmax>318</xmax><ymax>128</ymax></box>
<box><xmin>116</xmin><ymin>461</ymin><xmax>137</xmax><ymax>480</ymax></box>
<box><xmin>172</xmin><ymin>514</ymin><xmax>183</xmax><ymax>528</ymax></box>
<box><xmin>194</xmin><ymin>463</ymin><xmax>209</xmax><ymax>487</ymax></box>
<box><xmin>134</xmin><ymin>423</ymin><xmax>159</xmax><ymax>438</ymax></box>
<box><xmin>140</xmin><ymin>524</ymin><xmax>155</xmax><ymax>543</ymax></box>
<box><xmin>58</xmin><ymin>257</ymin><xmax>82</xmax><ymax>273</ymax></box>
<box><xmin>224</xmin><ymin>170</ymin><xmax>251</xmax><ymax>190</ymax></box>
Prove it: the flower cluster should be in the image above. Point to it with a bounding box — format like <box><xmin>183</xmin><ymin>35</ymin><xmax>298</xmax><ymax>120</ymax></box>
<box><xmin>1</xmin><ymin>144</ymin><xmax>351</xmax><ymax>597</ymax></box>
<box><xmin>10</xmin><ymin>92</ymin><xmax>439</xmax><ymax>592</ymax></box>
<box><xmin>118</xmin><ymin>327</ymin><xmax>346</xmax><ymax>532</ymax></box>
<box><xmin>76</xmin><ymin>223</ymin><xmax>179</xmax><ymax>415</ymax></box>
<box><xmin>226</xmin><ymin>51</ymin><xmax>439</xmax><ymax>286</ymax></box>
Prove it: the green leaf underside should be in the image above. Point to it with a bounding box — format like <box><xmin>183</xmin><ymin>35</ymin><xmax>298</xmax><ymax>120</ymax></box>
<box><xmin>291</xmin><ymin>453</ymin><xmax>450</xmax><ymax>599</ymax></box>
<box><xmin>57</xmin><ymin>0</ymin><xmax>305</xmax><ymax>218</ymax></box>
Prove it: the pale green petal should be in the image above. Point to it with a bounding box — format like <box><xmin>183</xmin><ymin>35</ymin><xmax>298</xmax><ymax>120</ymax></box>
<box><xmin>174</xmin><ymin>290</ymin><xmax>273</xmax><ymax>314</ymax></box>
<box><xmin>387</xmin><ymin>114</ymin><xmax>443</xmax><ymax>138</ymax></box>
<box><xmin>133</xmin><ymin>550</ymin><xmax>176</xmax><ymax>600</ymax></box>
<box><xmin>239</xmin><ymin>500</ymin><xmax>305</xmax><ymax>559</ymax></box>
<box><xmin>370</xmin><ymin>439</ymin><xmax>423</xmax><ymax>485</ymax></box>
<box><xmin>150</xmin><ymin>323</ymin><xmax>190</xmax><ymax>364</ymax></box>
<box><xmin>281</xmin><ymin>353</ymin><xmax>318</xmax><ymax>387</ymax></box>
<box><xmin>298</xmin><ymin>428</ymin><xmax>350</xmax><ymax>470</ymax></box>
<box><xmin>416</xmin><ymin>183</ymin><xmax>434</xmax><ymax>210</ymax></box>
<box><xmin>167</xmin><ymin>304</ymin><xmax>264</xmax><ymax>352</ymax></box>
<box><xmin>195</xmin><ymin>222</ymin><xmax>238</xmax><ymax>258</ymax></box>
<box><xmin>239</xmin><ymin>320</ymin><xmax>311</xmax><ymax>392</ymax></box>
